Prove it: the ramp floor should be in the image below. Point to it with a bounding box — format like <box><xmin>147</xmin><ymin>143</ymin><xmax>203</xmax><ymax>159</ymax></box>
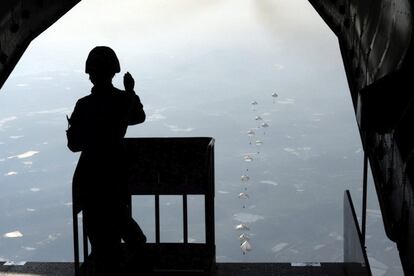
<box><xmin>0</xmin><ymin>262</ymin><xmax>370</xmax><ymax>276</ymax></box>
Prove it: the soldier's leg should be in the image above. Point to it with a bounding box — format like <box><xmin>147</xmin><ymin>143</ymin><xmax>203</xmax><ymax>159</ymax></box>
<box><xmin>84</xmin><ymin>203</ymin><xmax>122</xmax><ymax>275</ymax></box>
<box><xmin>119</xmin><ymin>204</ymin><xmax>146</xmax><ymax>247</ymax></box>
<box><xmin>119</xmin><ymin>204</ymin><xmax>152</xmax><ymax>274</ymax></box>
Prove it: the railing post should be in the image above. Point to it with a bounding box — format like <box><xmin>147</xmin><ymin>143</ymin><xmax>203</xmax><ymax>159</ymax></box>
<box><xmin>73</xmin><ymin>209</ymin><xmax>80</xmax><ymax>276</ymax></box>
<box><xmin>155</xmin><ymin>173</ymin><xmax>160</xmax><ymax>244</ymax></box>
<box><xmin>82</xmin><ymin>214</ymin><xmax>88</xmax><ymax>262</ymax></box>
<box><xmin>183</xmin><ymin>194</ymin><xmax>188</xmax><ymax>244</ymax></box>
<box><xmin>362</xmin><ymin>152</ymin><xmax>368</xmax><ymax>246</ymax></box>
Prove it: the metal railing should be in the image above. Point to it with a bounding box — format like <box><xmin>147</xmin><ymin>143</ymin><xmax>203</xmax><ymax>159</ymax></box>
<box><xmin>73</xmin><ymin>137</ymin><xmax>215</xmax><ymax>275</ymax></box>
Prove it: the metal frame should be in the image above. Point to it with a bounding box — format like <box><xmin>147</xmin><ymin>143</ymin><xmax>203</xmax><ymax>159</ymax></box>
<box><xmin>344</xmin><ymin>190</ymin><xmax>372</xmax><ymax>276</ymax></box>
<box><xmin>73</xmin><ymin>137</ymin><xmax>215</xmax><ymax>275</ymax></box>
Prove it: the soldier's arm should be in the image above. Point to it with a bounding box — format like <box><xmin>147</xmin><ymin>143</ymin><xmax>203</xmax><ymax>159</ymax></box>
<box><xmin>126</xmin><ymin>92</ymin><xmax>146</xmax><ymax>125</ymax></box>
<box><xmin>124</xmin><ymin>72</ymin><xmax>146</xmax><ymax>125</ymax></box>
<box><xmin>66</xmin><ymin>101</ymin><xmax>85</xmax><ymax>152</ymax></box>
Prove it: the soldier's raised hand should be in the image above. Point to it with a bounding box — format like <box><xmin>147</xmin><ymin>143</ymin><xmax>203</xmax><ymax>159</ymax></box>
<box><xmin>123</xmin><ymin>72</ymin><xmax>135</xmax><ymax>92</ymax></box>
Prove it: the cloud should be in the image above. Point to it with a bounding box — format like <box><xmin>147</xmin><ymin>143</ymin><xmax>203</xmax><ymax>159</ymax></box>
<box><xmin>272</xmin><ymin>242</ymin><xmax>289</xmax><ymax>253</ymax></box>
<box><xmin>0</xmin><ymin>116</ymin><xmax>17</xmax><ymax>130</ymax></box>
<box><xmin>165</xmin><ymin>124</ymin><xmax>194</xmax><ymax>132</ymax></box>
<box><xmin>27</xmin><ymin>107</ymin><xmax>70</xmax><ymax>116</ymax></box>
<box><xmin>278</xmin><ymin>98</ymin><xmax>295</xmax><ymax>105</ymax></box>
<box><xmin>260</xmin><ymin>180</ymin><xmax>278</xmax><ymax>186</ymax></box>
<box><xmin>8</xmin><ymin>151</ymin><xmax>39</xmax><ymax>159</ymax></box>
<box><xmin>233</xmin><ymin>212</ymin><xmax>264</xmax><ymax>223</ymax></box>
<box><xmin>4</xmin><ymin>171</ymin><xmax>18</xmax><ymax>176</ymax></box>
<box><xmin>3</xmin><ymin>231</ymin><xmax>23</xmax><ymax>238</ymax></box>
<box><xmin>147</xmin><ymin>113</ymin><xmax>166</xmax><ymax>122</ymax></box>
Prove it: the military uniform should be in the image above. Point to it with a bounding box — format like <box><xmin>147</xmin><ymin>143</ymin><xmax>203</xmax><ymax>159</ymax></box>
<box><xmin>67</xmin><ymin>46</ymin><xmax>147</xmax><ymax>275</ymax></box>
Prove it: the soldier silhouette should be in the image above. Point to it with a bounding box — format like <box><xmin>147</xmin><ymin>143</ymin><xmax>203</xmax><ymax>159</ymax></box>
<box><xmin>67</xmin><ymin>46</ymin><xmax>148</xmax><ymax>275</ymax></box>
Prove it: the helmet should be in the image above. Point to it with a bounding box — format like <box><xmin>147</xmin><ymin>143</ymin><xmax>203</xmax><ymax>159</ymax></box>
<box><xmin>85</xmin><ymin>46</ymin><xmax>121</xmax><ymax>74</ymax></box>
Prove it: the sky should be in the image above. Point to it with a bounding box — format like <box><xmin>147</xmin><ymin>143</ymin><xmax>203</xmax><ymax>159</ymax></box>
<box><xmin>0</xmin><ymin>1</ymin><xmax>403</xmax><ymax>275</ymax></box>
